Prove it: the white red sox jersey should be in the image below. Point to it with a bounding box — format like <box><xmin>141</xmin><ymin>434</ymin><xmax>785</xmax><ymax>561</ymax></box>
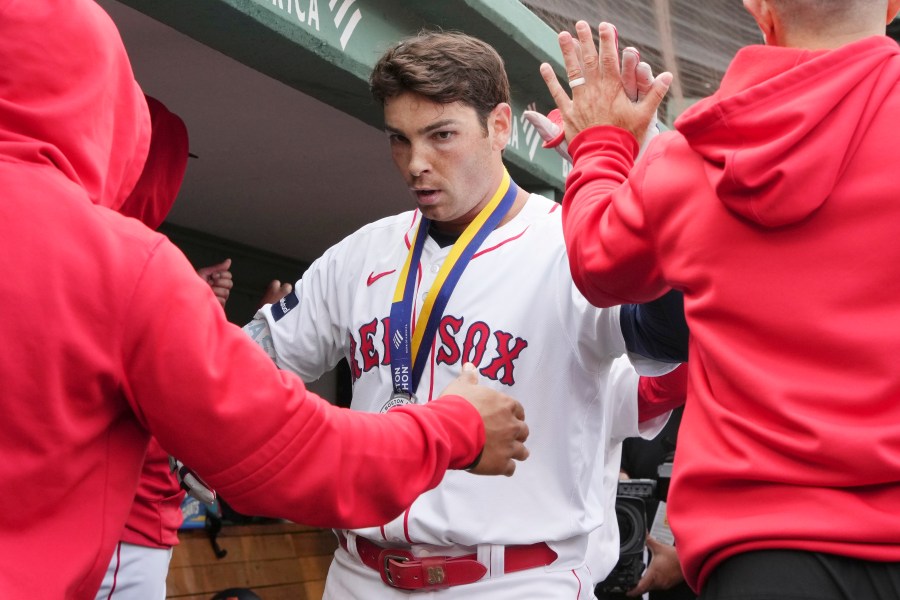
<box><xmin>244</xmin><ymin>193</ymin><xmax>669</xmax><ymax>575</ymax></box>
<box><xmin>586</xmin><ymin>356</ymin><xmax>657</xmax><ymax>582</ymax></box>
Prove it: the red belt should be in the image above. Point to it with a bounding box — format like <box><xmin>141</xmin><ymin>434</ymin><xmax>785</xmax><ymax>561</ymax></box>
<box><xmin>339</xmin><ymin>533</ymin><xmax>557</xmax><ymax>591</ymax></box>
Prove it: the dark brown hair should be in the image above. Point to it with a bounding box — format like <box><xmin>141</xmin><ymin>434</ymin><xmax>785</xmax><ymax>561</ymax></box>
<box><xmin>370</xmin><ymin>30</ymin><xmax>511</xmax><ymax>130</ymax></box>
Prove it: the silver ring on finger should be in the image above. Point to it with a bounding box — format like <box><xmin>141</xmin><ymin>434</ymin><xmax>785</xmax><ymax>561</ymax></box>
<box><xmin>568</xmin><ymin>76</ymin><xmax>586</xmax><ymax>89</ymax></box>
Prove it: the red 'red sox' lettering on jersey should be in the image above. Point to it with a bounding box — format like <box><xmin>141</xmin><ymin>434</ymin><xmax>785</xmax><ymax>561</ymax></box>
<box><xmin>347</xmin><ymin>315</ymin><xmax>527</xmax><ymax>386</ymax></box>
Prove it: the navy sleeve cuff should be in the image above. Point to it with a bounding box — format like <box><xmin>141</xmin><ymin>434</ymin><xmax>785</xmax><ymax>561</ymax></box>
<box><xmin>620</xmin><ymin>290</ymin><xmax>689</xmax><ymax>363</ymax></box>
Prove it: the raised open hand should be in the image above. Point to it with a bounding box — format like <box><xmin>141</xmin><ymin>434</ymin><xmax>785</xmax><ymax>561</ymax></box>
<box><xmin>538</xmin><ymin>21</ymin><xmax>672</xmax><ymax>149</ymax></box>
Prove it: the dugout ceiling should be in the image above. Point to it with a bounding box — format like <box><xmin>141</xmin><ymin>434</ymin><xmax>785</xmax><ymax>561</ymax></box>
<box><xmin>102</xmin><ymin>0</ymin><xmax>570</xmax><ymax>267</ymax></box>
<box><xmin>100</xmin><ymin>1</ymin><xmax>900</xmax><ymax>270</ymax></box>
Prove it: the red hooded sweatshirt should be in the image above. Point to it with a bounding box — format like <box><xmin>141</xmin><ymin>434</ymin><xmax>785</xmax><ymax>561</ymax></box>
<box><xmin>0</xmin><ymin>3</ymin><xmax>484</xmax><ymax>597</ymax></box>
<box><xmin>118</xmin><ymin>96</ymin><xmax>191</xmax><ymax>549</ymax></box>
<box><xmin>561</xmin><ymin>35</ymin><xmax>900</xmax><ymax>592</ymax></box>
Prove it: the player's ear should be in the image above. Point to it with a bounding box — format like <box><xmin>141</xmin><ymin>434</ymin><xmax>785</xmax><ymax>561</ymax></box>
<box><xmin>488</xmin><ymin>102</ymin><xmax>513</xmax><ymax>151</ymax></box>
<box><xmin>743</xmin><ymin>0</ymin><xmax>775</xmax><ymax>45</ymax></box>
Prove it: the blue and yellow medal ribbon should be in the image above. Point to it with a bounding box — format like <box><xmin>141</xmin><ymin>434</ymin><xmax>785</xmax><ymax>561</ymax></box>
<box><xmin>389</xmin><ymin>170</ymin><xmax>518</xmax><ymax>395</ymax></box>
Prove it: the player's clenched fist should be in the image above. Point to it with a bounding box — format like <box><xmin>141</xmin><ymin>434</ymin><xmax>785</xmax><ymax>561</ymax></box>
<box><xmin>441</xmin><ymin>363</ymin><xmax>529</xmax><ymax>477</ymax></box>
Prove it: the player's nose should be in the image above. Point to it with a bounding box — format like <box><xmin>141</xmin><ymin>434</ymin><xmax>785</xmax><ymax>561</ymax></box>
<box><xmin>407</xmin><ymin>143</ymin><xmax>432</xmax><ymax>178</ymax></box>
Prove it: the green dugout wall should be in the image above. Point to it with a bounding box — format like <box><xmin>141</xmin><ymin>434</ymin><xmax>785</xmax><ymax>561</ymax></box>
<box><xmin>117</xmin><ymin>0</ymin><xmax>569</xmax><ymax>195</ymax></box>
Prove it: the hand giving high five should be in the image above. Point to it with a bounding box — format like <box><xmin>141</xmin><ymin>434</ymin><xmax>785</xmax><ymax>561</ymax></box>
<box><xmin>538</xmin><ymin>21</ymin><xmax>672</xmax><ymax>148</ymax></box>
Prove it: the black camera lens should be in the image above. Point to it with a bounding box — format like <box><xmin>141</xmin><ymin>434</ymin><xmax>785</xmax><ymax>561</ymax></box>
<box><xmin>617</xmin><ymin>509</ymin><xmax>635</xmax><ymax>541</ymax></box>
<box><xmin>596</xmin><ymin>480</ymin><xmax>656</xmax><ymax>597</ymax></box>
<box><xmin>616</xmin><ymin>496</ymin><xmax>646</xmax><ymax>554</ymax></box>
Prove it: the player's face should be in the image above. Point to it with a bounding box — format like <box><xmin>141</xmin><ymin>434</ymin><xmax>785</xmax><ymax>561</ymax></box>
<box><xmin>383</xmin><ymin>92</ymin><xmax>511</xmax><ymax>233</ymax></box>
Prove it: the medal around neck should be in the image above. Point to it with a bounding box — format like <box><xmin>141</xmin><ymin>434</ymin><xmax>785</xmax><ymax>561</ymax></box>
<box><xmin>387</xmin><ymin>171</ymin><xmax>518</xmax><ymax>405</ymax></box>
<box><xmin>380</xmin><ymin>390</ymin><xmax>418</xmax><ymax>413</ymax></box>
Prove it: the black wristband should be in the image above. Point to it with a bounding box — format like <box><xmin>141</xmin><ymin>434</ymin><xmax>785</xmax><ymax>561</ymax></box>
<box><xmin>464</xmin><ymin>448</ymin><xmax>484</xmax><ymax>472</ymax></box>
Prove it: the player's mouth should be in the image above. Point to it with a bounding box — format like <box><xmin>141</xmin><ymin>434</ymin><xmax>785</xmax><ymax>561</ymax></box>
<box><xmin>412</xmin><ymin>188</ymin><xmax>441</xmax><ymax>205</ymax></box>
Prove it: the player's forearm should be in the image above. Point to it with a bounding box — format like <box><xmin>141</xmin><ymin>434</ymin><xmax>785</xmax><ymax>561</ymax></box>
<box><xmin>242</xmin><ymin>308</ymin><xmax>334</xmax><ymax>384</ymax></box>
<box><xmin>210</xmin><ymin>391</ymin><xmax>483</xmax><ymax>528</ymax></box>
<box><xmin>242</xmin><ymin>315</ymin><xmax>279</xmax><ymax>362</ymax></box>
<box><xmin>563</xmin><ymin>125</ymin><xmax>666</xmax><ymax>307</ymax></box>
<box><xmin>124</xmin><ymin>243</ymin><xmax>480</xmax><ymax>528</ymax></box>
<box><xmin>133</xmin><ymin>330</ymin><xmax>477</xmax><ymax>529</ymax></box>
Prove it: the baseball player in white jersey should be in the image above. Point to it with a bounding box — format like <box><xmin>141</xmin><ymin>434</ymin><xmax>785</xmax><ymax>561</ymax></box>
<box><xmin>243</xmin><ymin>31</ymin><xmax>685</xmax><ymax>599</ymax></box>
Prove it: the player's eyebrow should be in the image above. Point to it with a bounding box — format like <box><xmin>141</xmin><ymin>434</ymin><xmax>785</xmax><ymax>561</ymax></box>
<box><xmin>385</xmin><ymin>119</ymin><xmax>460</xmax><ymax>136</ymax></box>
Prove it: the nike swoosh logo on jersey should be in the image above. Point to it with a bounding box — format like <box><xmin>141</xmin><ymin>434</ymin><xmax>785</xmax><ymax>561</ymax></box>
<box><xmin>367</xmin><ymin>269</ymin><xmax>396</xmax><ymax>286</ymax></box>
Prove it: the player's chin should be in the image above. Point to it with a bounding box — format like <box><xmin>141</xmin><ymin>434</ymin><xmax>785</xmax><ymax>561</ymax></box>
<box><xmin>416</xmin><ymin>204</ymin><xmax>446</xmax><ymax>221</ymax></box>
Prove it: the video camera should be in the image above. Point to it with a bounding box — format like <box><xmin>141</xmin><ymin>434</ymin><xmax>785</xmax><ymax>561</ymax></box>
<box><xmin>595</xmin><ymin>460</ymin><xmax>673</xmax><ymax>598</ymax></box>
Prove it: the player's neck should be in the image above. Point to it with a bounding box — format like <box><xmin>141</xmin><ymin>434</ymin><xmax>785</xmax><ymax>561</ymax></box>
<box><xmin>428</xmin><ymin>222</ymin><xmax>461</xmax><ymax>248</ymax></box>
<box><xmin>497</xmin><ymin>188</ymin><xmax>529</xmax><ymax>228</ymax></box>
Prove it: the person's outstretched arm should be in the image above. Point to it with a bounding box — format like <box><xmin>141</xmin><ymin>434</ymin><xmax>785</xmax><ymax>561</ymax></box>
<box><xmin>123</xmin><ymin>239</ymin><xmax>528</xmax><ymax>529</ymax></box>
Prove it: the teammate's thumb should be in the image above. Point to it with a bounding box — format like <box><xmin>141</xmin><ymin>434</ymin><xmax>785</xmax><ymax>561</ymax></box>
<box><xmin>460</xmin><ymin>362</ymin><xmax>479</xmax><ymax>384</ymax></box>
<box><xmin>645</xmin><ymin>536</ymin><xmax>668</xmax><ymax>553</ymax></box>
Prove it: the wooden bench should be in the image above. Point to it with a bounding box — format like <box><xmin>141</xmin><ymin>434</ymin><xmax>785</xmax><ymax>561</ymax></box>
<box><xmin>166</xmin><ymin>522</ymin><xmax>338</xmax><ymax>599</ymax></box>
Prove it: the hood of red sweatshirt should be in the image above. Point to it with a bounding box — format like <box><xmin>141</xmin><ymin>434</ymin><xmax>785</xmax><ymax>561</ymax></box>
<box><xmin>0</xmin><ymin>0</ymin><xmax>151</xmax><ymax>211</ymax></box>
<box><xmin>118</xmin><ymin>96</ymin><xmax>189</xmax><ymax>229</ymax></box>
<box><xmin>675</xmin><ymin>36</ymin><xmax>900</xmax><ymax>228</ymax></box>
